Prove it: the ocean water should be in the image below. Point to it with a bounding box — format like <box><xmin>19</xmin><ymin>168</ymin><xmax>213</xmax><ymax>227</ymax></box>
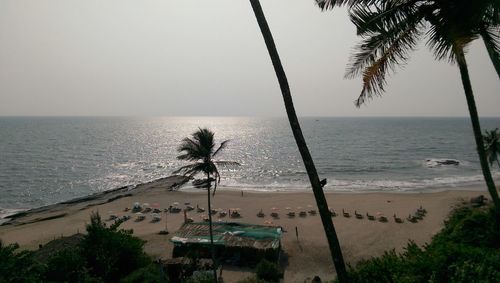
<box><xmin>1</xmin><ymin>117</ymin><xmax>499</xmax><ymax>216</ymax></box>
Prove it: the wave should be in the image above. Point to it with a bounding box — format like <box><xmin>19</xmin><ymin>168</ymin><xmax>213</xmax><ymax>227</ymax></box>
<box><xmin>216</xmin><ymin>173</ymin><xmax>500</xmax><ymax>193</ymax></box>
<box><xmin>0</xmin><ymin>208</ymin><xmax>26</xmax><ymax>220</ymax></box>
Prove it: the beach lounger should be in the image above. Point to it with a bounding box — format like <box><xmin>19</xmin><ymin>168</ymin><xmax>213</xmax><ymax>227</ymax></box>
<box><xmin>257</xmin><ymin>209</ymin><xmax>265</xmax><ymax>218</ymax></box>
<box><xmin>354</xmin><ymin>210</ymin><xmax>363</xmax><ymax>219</ymax></box>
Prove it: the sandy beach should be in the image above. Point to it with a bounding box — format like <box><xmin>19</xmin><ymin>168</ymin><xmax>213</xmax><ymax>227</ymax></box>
<box><xmin>0</xmin><ymin>176</ymin><xmax>488</xmax><ymax>282</ymax></box>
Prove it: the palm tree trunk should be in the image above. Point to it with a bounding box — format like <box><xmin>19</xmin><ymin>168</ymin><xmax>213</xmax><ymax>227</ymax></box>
<box><xmin>249</xmin><ymin>0</ymin><xmax>349</xmax><ymax>281</ymax></box>
<box><xmin>456</xmin><ymin>46</ymin><xmax>500</xmax><ymax>214</ymax></box>
<box><xmin>206</xmin><ymin>172</ymin><xmax>217</xmax><ymax>282</ymax></box>
<box><xmin>480</xmin><ymin>27</ymin><xmax>500</xmax><ymax>79</ymax></box>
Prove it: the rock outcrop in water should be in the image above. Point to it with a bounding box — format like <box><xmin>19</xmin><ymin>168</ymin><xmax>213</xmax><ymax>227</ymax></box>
<box><xmin>426</xmin><ymin>159</ymin><xmax>460</xmax><ymax>167</ymax></box>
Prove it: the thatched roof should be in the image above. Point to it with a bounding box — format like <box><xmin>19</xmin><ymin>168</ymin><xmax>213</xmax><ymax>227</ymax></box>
<box><xmin>170</xmin><ymin>222</ymin><xmax>281</xmax><ymax>250</ymax></box>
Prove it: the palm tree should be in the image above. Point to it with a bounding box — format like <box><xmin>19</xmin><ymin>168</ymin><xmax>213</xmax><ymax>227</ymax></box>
<box><xmin>249</xmin><ymin>1</ymin><xmax>349</xmax><ymax>281</ymax></box>
<box><xmin>317</xmin><ymin>0</ymin><xmax>500</xmax><ymax>212</ymax></box>
<box><xmin>174</xmin><ymin>128</ymin><xmax>238</xmax><ymax>282</ymax></box>
<box><xmin>484</xmin><ymin>128</ymin><xmax>500</xmax><ymax>168</ymax></box>
<box><xmin>316</xmin><ymin>0</ymin><xmax>500</xmax><ymax>78</ymax></box>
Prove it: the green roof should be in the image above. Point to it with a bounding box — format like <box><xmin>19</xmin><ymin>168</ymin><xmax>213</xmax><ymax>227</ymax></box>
<box><xmin>170</xmin><ymin>222</ymin><xmax>282</xmax><ymax>250</ymax></box>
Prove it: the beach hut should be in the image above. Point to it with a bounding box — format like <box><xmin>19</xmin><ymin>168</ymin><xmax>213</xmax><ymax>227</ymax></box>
<box><xmin>170</xmin><ymin>222</ymin><xmax>282</xmax><ymax>265</ymax></box>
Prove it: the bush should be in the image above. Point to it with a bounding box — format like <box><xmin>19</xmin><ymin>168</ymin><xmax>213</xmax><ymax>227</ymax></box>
<box><xmin>238</xmin><ymin>276</ymin><xmax>270</xmax><ymax>283</ymax></box>
<box><xmin>0</xmin><ymin>240</ymin><xmax>43</xmax><ymax>282</ymax></box>
<box><xmin>120</xmin><ymin>263</ymin><xmax>168</xmax><ymax>283</ymax></box>
<box><xmin>256</xmin><ymin>259</ymin><xmax>281</xmax><ymax>282</ymax></box>
<box><xmin>44</xmin><ymin>248</ymin><xmax>91</xmax><ymax>282</ymax></box>
<box><xmin>185</xmin><ymin>271</ymin><xmax>218</xmax><ymax>283</ymax></box>
<box><xmin>336</xmin><ymin>206</ymin><xmax>500</xmax><ymax>283</ymax></box>
<box><xmin>81</xmin><ymin>212</ymin><xmax>152</xmax><ymax>282</ymax></box>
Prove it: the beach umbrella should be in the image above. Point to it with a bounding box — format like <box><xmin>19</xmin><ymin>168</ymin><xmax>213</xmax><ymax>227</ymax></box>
<box><xmin>173</xmin><ymin>202</ymin><xmax>179</xmax><ymax>206</ymax></box>
<box><xmin>143</xmin><ymin>203</ymin><xmax>150</xmax><ymax>207</ymax></box>
<box><xmin>285</xmin><ymin>207</ymin><xmax>291</xmax><ymax>210</ymax></box>
<box><xmin>271</xmin><ymin>207</ymin><xmax>278</xmax><ymax>211</ymax></box>
<box><xmin>135</xmin><ymin>212</ymin><xmax>143</xmax><ymax>216</ymax></box>
<box><xmin>133</xmin><ymin>202</ymin><xmax>141</xmax><ymax>208</ymax></box>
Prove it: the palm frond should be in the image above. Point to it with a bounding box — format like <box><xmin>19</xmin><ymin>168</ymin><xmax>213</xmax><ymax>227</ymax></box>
<box><xmin>193</xmin><ymin>128</ymin><xmax>215</xmax><ymax>156</ymax></box>
<box><xmin>479</xmin><ymin>25</ymin><xmax>500</xmax><ymax>78</ymax></box>
<box><xmin>172</xmin><ymin>162</ymin><xmax>207</xmax><ymax>176</ymax></box>
<box><xmin>347</xmin><ymin>4</ymin><xmax>423</xmax><ymax>106</ymax></box>
<box><xmin>177</xmin><ymin>137</ymin><xmax>204</xmax><ymax>161</ymax></box>
<box><xmin>316</xmin><ymin>0</ymin><xmax>378</xmax><ymax>10</ymax></box>
<box><xmin>213</xmin><ymin>140</ymin><xmax>230</xmax><ymax>157</ymax></box>
<box><xmin>211</xmin><ymin>165</ymin><xmax>221</xmax><ymax>196</ymax></box>
<box><xmin>214</xmin><ymin>161</ymin><xmax>241</xmax><ymax>166</ymax></box>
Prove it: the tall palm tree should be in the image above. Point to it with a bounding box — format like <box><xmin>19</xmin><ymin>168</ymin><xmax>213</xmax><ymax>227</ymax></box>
<box><xmin>316</xmin><ymin>0</ymin><xmax>500</xmax><ymax>78</ymax></box>
<box><xmin>484</xmin><ymin>128</ymin><xmax>500</xmax><ymax>168</ymax></box>
<box><xmin>249</xmin><ymin>1</ymin><xmax>349</xmax><ymax>282</ymax></box>
<box><xmin>317</xmin><ymin>0</ymin><xmax>500</xmax><ymax>212</ymax></box>
<box><xmin>174</xmin><ymin>128</ymin><xmax>238</xmax><ymax>282</ymax></box>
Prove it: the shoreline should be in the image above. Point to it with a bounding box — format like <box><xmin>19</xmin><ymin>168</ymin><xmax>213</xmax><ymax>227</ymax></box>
<box><xmin>1</xmin><ymin>175</ymin><xmax>491</xmax><ymax>223</ymax></box>
<box><xmin>0</xmin><ymin>176</ymin><xmax>491</xmax><ymax>282</ymax></box>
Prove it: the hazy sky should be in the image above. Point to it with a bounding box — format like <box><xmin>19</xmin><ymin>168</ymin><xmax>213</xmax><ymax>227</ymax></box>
<box><xmin>0</xmin><ymin>0</ymin><xmax>499</xmax><ymax>117</ymax></box>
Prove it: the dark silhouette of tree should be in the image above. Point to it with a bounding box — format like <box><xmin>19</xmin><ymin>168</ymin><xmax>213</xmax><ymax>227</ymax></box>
<box><xmin>318</xmin><ymin>0</ymin><xmax>500</xmax><ymax>212</ymax></box>
<box><xmin>174</xmin><ymin>128</ymin><xmax>238</xmax><ymax>282</ymax></box>
<box><xmin>249</xmin><ymin>1</ymin><xmax>348</xmax><ymax>282</ymax></box>
<box><xmin>484</xmin><ymin>128</ymin><xmax>500</xmax><ymax>168</ymax></box>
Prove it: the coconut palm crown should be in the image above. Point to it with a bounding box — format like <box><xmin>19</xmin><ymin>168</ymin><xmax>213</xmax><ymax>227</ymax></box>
<box><xmin>174</xmin><ymin>128</ymin><xmax>238</xmax><ymax>281</ymax></box>
<box><xmin>316</xmin><ymin>0</ymin><xmax>500</xmax><ymax>211</ymax></box>
<box><xmin>174</xmin><ymin>128</ymin><xmax>238</xmax><ymax>195</ymax></box>
<box><xmin>484</xmin><ymin>128</ymin><xmax>500</xmax><ymax>168</ymax></box>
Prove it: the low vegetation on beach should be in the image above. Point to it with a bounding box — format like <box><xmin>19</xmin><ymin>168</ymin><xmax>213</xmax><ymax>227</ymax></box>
<box><xmin>1</xmin><ymin>204</ymin><xmax>498</xmax><ymax>282</ymax></box>
<box><xmin>331</xmin><ymin>205</ymin><xmax>500</xmax><ymax>283</ymax></box>
<box><xmin>0</xmin><ymin>212</ymin><xmax>163</xmax><ymax>283</ymax></box>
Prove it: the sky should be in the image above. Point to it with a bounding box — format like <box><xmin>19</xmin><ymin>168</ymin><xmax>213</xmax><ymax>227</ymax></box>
<box><xmin>0</xmin><ymin>0</ymin><xmax>499</xmax><ymax>117</ymax></box>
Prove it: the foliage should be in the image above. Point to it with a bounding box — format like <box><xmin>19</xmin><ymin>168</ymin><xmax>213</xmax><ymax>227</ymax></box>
<box><xmin>255</xmin><ymin>259</ymin><xmax>281</xmax><ymax>283</ymax></box>
<box><xmin>120</xmin><ymin>264</ymin><xmax>167</xmax><ymax>283</ymax></box>
<box><xmin>484</xmin><ymin>128</ymin><xmax>500</xmax><ymax>167</ymax></box>
<box><xmin>0</xmin><ymin>240</ymin><xmax>43</xmax><ymax>282</ymax></box>
<box><xmin>80</xmin><ymin>212</ymin><xmax>152</xmax><ymax>282</ymax></box>
<box><xmin>184</xmin><ymin>271</ymin><xmax>219</xmax><ymax>283</ymax></box>
<box><xmin>1</xmin><ymin>212</ymin><xmax>166</xmax><ymax>283</ymax></box>
<box><xmin>44</xmin><ymin>248</ymin><xmax>92</xmax><ymax>283</ymax></box>
<box><xmin>175</xmin><ymin>128</ymin><xmax>238</xmax><ymax>195</ymax></box>
<box><xmin>238</xmin><ymin>276</ymin><xmax>270</xmax><ymax>283</ymax></box>
<box><xmin>316</xmin><ymin>0</ymin><xmax>499</xmax><ymax>106</ymax></box>
<box><xmin>333</xmin><ymin>205</ymin><xmax>500</xmax><ymax>282</ymax></box>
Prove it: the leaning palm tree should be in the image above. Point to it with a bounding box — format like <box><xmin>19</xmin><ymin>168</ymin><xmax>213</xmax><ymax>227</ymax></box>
<box><xmin>249</xmin><ymin>1</ymin><xmax>348</xmax><ymax>281</ymax></box>
<box><xmin>317</xmin><ymin>0</ymin><xmax>500</xmax><ymax>78</ymax></box>
<box><xmin>318</xmin><ymin>0</ymin><xmax>500</xmax><ymax>212</ymax></box>
<box><xmin>174</xmin><ymin>128</ymin><xmax>238</xmax><ymax>282</ymax></box>
<box><xmin>484</xmin><ymin>128</ymin><xmax>500</xmax><ymax>168</ymax></box>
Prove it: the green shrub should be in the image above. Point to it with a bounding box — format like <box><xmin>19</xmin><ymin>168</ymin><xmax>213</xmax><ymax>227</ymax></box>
<box><xmin>81</xmin><ymin>212</ymin><xmax>151</xmax><ymax>282</ymax></box>
<box><xmin>184</xmin><ymin>271</ymin><xmax>218</xmax><ymax>283</ymax></box>
<box><xmin>255</xmin><ymin>259</ymin><xmax>281</xmax><ymax>283</ymax></box>
<box><xmin>335</xmin><ymin>206</ymin><xmax>500</xmax><ymax>283</ymax></box>
<box><xmin>336</xmin><ymin>207</ymin><xmax>500</xmax><ymax>283</ymax></box>
<box><xmin>238</xmin><ymin>276</ymin><xmax>270</xmax><ymax>283</ymax></box>
<box><xmin>0</xmin><ymin>240</ymin><xmax>43</xmax><ymax>282</ymax></box>
<box><xmin>44</xmin><ymin>248</ymin><xmax>91</xmax><ymax>282</ymax></box>
<box><xmin>120</xmin><ymin>263</ymin><xmax>168</xmax><ymax>283</ymax></box>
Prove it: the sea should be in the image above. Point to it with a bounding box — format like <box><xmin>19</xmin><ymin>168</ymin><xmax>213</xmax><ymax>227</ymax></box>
<box><xmin>1</xmin><ymin>116</ymin><xmax>499</xmax><ymax>218</ymax></box>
